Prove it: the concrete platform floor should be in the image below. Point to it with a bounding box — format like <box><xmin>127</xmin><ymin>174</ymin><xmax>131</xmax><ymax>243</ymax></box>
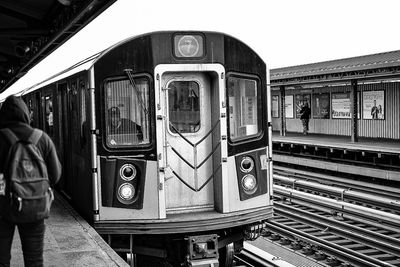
<box><xmin>10</xmin><ymin>192</ymin><xmax>128</xmax><ymax>267</ymax></box>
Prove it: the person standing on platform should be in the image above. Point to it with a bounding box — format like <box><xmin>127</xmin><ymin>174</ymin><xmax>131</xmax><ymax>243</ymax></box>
<box><xmin>0</xmin><ymin>95</ymin><xmax>61</xmax><ymax>267</ymax></box>
<box><xmin>299</xmin><ymin>102</ymin><xmax>311</xmax><ymax>135</ymax></box>
<box><xmin>371</xmin><ymin>100</ymin><xmax>379</xmax><ymax>119</ymax></box>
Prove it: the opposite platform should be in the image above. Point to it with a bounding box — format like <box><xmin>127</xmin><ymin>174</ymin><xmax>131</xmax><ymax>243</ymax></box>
<box><xmin>273</xmin><ymin>132</ymin><xmax>400</xmax><ymax>154</ymax></box>
<box><xmin>11</xmin><ymin>192</ymin><xmax>128</xmax><ymax>267</ymax></box>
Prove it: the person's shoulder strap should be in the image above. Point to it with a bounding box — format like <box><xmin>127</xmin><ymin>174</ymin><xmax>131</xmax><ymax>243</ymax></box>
<box><xmin>28</xmin><ymin>129</ymin><xmax>43</xmax><ymax>146</ymax></box>
<box><xmin>0</xmin><ymin>128</ymin><xmax>19</xmax><ymax>145</ymax></box>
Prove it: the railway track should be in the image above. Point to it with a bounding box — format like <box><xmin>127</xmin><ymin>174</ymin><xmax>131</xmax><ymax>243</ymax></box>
<box><xmin>274</xmin><ymin>165</ymin><xmax>400</xmax><ymax>200</ymax></box>
<box><xmin>267</xmin><ymin>167</ymin><xmax>400</xmax><ymax>267</ymax></box>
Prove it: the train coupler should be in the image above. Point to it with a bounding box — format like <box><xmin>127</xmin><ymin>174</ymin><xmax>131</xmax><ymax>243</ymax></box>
<box><xmin>185</xmin><ymin>234</ymin><xmax>219</xmax><ymax>266</ymax></box>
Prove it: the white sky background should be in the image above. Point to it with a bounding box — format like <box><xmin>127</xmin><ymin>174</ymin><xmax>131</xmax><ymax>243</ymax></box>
<box><xmin>1</xmin><ymin>0</ymin><xmax>400</xmax><ymax>99</ymax></box>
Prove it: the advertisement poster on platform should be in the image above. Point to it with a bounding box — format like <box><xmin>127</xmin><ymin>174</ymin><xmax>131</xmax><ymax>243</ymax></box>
<box><xmin>363</xmin><ymin>90</ymin><xmax>384</xmax><ymax>120</ymax></box>
<box><xmin>312</xmin><ymin>93</ymin><xmax>330</xmax><ymax>119</ymax></box>
<box><xmin>285</xmin><ymin>95</ymin><xmax>294</xmax><ymax>118</ymax></box>
<box><xmin>272</xmin><ymin>95</ymin><xmax>279</xmax><ymax>118</ymax></box>
<box><xmin>332</xmin><ymin>93</ymin><xmax>351</xmax><ymax>119</ymax></box>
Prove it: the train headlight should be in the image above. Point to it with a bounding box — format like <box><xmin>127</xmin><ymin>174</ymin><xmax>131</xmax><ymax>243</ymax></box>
<box><xmin>118</xmin><ymin>183</ymin><xmax>135</xmax><ymax>201</ymax></box>
<box><xmin>240</xmin><ymin>156</ymin><xmax>254</xmax><ymax>173</ymax></box>
<box><xmin>241</xmin><ymin>174</ymin><xmax>257</xmax><ymax>194</ymax></box>
<box><xmin>120</xmin><ymin>164</ymin><xmax>136</xmax><ymax>181</ymax></box>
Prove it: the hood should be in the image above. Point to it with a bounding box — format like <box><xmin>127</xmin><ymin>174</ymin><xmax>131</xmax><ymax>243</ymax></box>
<box><xmin>0</xmin><ymin>95</ymin><xmax>30</xmax><ymax>127</ymax></box>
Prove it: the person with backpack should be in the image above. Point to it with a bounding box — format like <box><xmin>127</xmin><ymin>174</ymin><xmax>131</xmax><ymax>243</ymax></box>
<box><xmin>0</xmin><ymin>95</ymin><xmax>61</xmax><ymax>267</ymax></box>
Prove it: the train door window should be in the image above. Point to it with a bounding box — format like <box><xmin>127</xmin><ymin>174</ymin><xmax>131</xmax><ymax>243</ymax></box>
<box><xmin>168</xmin><ymin>81</ymin><xmax>200</xmax><ymax>133</ymax></box>
<box><xmin>44</xmin><ymin>95</ymin><xmax>54</xmax><ymax>137</ymax></box>
<box><xmin>227</xmin><ymin>75</ymin><xmax>261</xmax><ymax>141</ymax></box>
<box><xmin>104</xmin><ymin>77</ymin><xmax>150</xmax><ymax>147</ymax></box>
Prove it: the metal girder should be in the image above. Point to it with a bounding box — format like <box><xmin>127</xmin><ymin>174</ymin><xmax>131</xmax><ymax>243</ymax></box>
<box><xmin>0</xmin><ymin>0</ymin><xmax>117</xmax><ymax>94</ymax></box>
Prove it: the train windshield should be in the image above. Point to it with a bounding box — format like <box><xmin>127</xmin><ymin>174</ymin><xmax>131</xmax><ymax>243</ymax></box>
<box><xmin>227</xmin><ymin>76</ymin><xmax>261</xmax><ymax>141</ymax></box>
<box><xmin>104</xmin><ymin>77</ymin><xmax>150</xmax><ymax>147</ymax></box>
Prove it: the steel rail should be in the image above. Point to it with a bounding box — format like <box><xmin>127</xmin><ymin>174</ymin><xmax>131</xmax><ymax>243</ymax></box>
<box><xmin>264</xmin><ymin>221</ymin><xmax>395</xmax><ymax>267</ymax></box>
<box><xmin>274</xmin><ymin>165</ymin><xmax>400</xmax><ymax>199</ymax></box>
<box><xmin>277</xmin><ymin>195</ymin><xmax>400</xmax><ymax>234</ymax></box>
<box><xmin>274</xmin><ymin>174</ymin><xmax>400</xmax><ymax>211</ymax></box>
<box><xmin>274</xmin><ymin>185</ymin><xmax>400</xmax><ymax>226</ymax></box>
<box><xmin>274</xmin><ymin>202</ymin><xmax>400</xmax><ymax>256</ymax></box>
<box><xmin>268</xmin><ymin>167</ymin><xmax>400</xmax><ymax>266</ymax></box>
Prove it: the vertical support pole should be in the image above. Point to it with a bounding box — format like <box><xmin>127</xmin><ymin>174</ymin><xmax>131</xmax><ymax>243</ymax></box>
<box><xmin>280</xmin><ymin>85</ymin><xmax>286</xmax><ymax>136</ymax></box>
<box><xmin>351</xmin><ymin>80</ymin><xmax>358</xmax><ymax>143</ymax></box>
<box><xmin>129</xmin><ymin>234</ymin><xmax>136</xmax><ymax>267</ymax></box>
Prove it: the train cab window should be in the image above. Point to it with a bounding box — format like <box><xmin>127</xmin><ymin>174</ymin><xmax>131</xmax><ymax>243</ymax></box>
<box><xmin>227</xmin><ymin>76</ymin><xmax>261</xmax><ymax>141</ymax></box>
<box><xmin>105</xmin><ymin>77</ymin><xmax>150</xmax><ymax>147</ymax></box>
<box><xmin>168</xmin><ymin>81</ymin><xmax>200</xmax><ymax>133</ymax></box>
<box><xmin>44</xmin><ymin>95</ymin><xmax>54</xmax><ymax>137</ymax></box>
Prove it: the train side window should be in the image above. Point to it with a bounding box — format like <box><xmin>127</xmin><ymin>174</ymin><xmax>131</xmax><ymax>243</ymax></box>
<box><xmin>44</xmin><ymin>95</ymin><xmax>54</xmax><ymax>137</ymax></box>
<box><xmin>168</xmin><ymin>81</ymin><xmax>200</xmax><ymax>133</ymax></box>
<box><xmin>227</xmin><ymin>76</ymin><xmax>261</xmax><ymax>141</ymax></box>
<box><xmin>105</xmin><ymin>77</ymin><xmax>150</xmax><ymax>147</ymax></box>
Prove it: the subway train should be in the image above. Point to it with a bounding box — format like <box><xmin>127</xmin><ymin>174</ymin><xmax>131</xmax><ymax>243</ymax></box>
<box><xmin>2</xmin><ymin>31</ymin><xmax>273</xmax><ymax>266</ymax></box>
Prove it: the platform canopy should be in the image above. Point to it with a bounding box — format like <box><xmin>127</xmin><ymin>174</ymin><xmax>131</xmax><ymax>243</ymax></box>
<box><xmin>271</xmin><ymin>50</ymin><xmax>400</xmax><ymax>86</ymax></box>
<box><xmin>0</xmin><ymin>0</ymin><xmax>117</xmax><ymax>94</ymax></box>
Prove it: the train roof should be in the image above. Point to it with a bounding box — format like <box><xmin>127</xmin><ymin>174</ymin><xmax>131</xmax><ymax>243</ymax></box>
<box><xmin>270</xmin><ymin>50</ymin><xmax>400</xmax><ymax>85</ymax></box>
<box><xmin>20</xmin><ymin>53</ymin><xmax>100</xmax><ymax>96</ymax></box>
<box><xmin>6</xmin><ymin>30</ymin><xmax>263</xmax><ymax>99</ymax></box>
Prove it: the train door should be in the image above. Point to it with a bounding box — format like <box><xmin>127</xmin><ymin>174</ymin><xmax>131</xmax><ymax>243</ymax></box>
<box><xmin>57</xmin><ymin>82</ymin><xmax>73</xmax><ymax>197</ymax></box>
<box><xmin>162</xmin><ymin>72</ymin><xmax>214</xmax><ymax>213</ymax></box>
<box><xmin>156</xmin><ymin>65</ymin><xmax>227</xmax><ymax>216</ymax></box>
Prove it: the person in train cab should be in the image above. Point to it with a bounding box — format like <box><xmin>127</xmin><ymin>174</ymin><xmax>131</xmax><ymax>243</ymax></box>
<box><xmin>371</xmin><ymin>100</ymin><xmax>379</xmax><ymax>119</ymax></box>
<box><xmin>0</xmin><ymin>95</ymin><xmax>61</xmax><ymax>267</ymax></box>
<box><xmin>108</xmin><ymin>106</ymin><xmax>143</xmax><ymax>141</ymax></box>
<box><xmin>299</xmin><ymin>102</ymin><xmax>311</xmax><ymax>135</ymax></box>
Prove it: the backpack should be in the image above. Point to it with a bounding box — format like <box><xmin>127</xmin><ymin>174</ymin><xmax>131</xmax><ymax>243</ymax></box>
<box><xmin>0</xmin><ymin>128</ymin><xmax>54</xmax><ymax>223</ymax></box>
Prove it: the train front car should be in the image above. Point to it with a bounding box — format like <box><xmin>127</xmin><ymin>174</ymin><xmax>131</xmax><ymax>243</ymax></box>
<box><xmin>91</xmin><ymin>31</ymin><xmax>273</xmax><ymax>266</ymax></box>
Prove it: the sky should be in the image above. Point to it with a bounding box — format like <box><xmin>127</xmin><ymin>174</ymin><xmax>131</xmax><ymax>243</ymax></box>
<box><xmin>1</xmin><ymin>0</ymin><xmax>400</xmax><ymax>99</ymax></box>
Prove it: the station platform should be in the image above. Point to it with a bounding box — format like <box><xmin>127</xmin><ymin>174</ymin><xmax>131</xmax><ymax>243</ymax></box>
<box><xmin>272</xmin><ymin>132</ymin><xmax>400</xmax><ymax>181</ymax></box>
<box><xmin>11</xmin><ymin>192</ymin><xmax>128</xmax><ymax>267</ymax></box>
<box><xmin>273</xmin><ymin>132</ymin><xmax>400</xmax><ymax>154</ymax></box>
<box><xmin>250</xmin><ymin>237</ymin><xmax>324</xmax><ymax>267</ymax></box>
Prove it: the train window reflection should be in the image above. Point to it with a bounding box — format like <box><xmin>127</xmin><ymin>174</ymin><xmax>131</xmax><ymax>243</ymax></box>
<box><xmin>105</xmin><ymin>77</ymin><xmax>150</xmax><ymax>147</ymax></box>
<box><xmin>45</xmin><ymin>95</ymin><xmax>54</xmax><ymax>137</ymax></box>
<box><xmin>168</xmin><ymin>81</ymin><xmax>200</xmax><ymax>133</ymax></box>
<box><xmin>228</xmin><ymin>76</ymin><xmax>260</xmax><ymax>141</ymax></box>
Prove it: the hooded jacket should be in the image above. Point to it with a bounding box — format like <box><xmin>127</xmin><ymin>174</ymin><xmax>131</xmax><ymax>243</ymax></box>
<box><xmin>0</xmin><ymin>95</ymin><xmax>61</xmax><ymax>186</ymax></box>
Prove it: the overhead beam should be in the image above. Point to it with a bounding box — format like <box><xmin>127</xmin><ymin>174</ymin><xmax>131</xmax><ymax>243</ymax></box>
<box><xmin>0</xmin><ymin>1</ymin><xmax>44</xmax><ymax>20</ymax></box>
<box><xmin>0</xmin><ymin>0</ymin><xmax>117</xmax><ymax>93</ymax></box>
<box><xmin>0</xmin><ymin>28</ymin><xmax>48</xmax><ymax>38</ymax></box>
